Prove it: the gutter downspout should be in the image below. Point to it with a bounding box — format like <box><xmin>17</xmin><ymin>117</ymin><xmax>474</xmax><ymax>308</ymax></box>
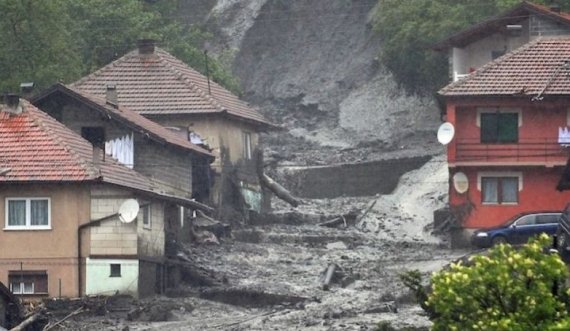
<box><xmin>77</xmin><ymin>213</ymin><xmax>118</xmax><ymax>297</ymax></box>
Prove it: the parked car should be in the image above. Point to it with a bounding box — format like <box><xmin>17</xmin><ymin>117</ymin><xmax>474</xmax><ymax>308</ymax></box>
<box><xmin>471</xmin><ymin>212</ymin><xmax>561</xmax><ymax>248</ymax></box>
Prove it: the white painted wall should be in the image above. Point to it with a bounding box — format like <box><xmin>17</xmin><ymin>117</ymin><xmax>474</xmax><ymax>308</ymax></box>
<box><xmin>451</xmin><ymin>19</ymin><xmax>530</xmax><ymax>81</ymax></box>
<box><xmin>85</xmin><ymin>258</ymin><xmax>139</xmax><ymax>297</ymax></box>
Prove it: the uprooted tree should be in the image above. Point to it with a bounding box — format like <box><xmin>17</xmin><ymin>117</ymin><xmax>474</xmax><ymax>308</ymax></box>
<box><xmin>403</xmin><ymin>234</ymin><xmax>570</xmax><ymax>330</ymax></box>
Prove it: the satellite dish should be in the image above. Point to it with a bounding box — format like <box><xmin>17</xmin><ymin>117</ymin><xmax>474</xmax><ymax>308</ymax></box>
<box><xmin>453</xmin><ymin>172</ymin><xmax>469</xmax><ymax>194</ymax></box>
<box><xmin>118</xmin><ymin>199</ymin><xmax>139</xmax><ymax>223</ymax></box>
<box><xmin>437</xmin><ymin>122</ymin><xmax>455</xmax><ymax>145</ymax></box>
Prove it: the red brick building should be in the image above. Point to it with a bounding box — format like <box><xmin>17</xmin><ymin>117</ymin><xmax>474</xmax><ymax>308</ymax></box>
<box><xmin>439</xmin><ymin>38</ymin><xmax>570</xmax><ymax>229</ymax></box>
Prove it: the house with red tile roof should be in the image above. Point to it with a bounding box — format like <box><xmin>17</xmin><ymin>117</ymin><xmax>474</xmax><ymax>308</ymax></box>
<box><xmin>71</xmin><ymin>40</ymin><xmax>278</xmax><ymax>219</ymax></box>
<box><xmin>439</xmin><ymin>37</ymin><xmax>570</xmax><ymax>242</ymax></box>
<box><xmin>31</xmin><ymin>83</ymin><xmax>214</xmax><ymax>203</ymax></box>
<box><xmin>0</xmin><ymin>96</ymin><xmax>209</xmax><ymax>299</ymax></box>
<box><xmin>433</xmin><ymin>1</ymin><xmax>570</xmax><ymax>82</ymax></box>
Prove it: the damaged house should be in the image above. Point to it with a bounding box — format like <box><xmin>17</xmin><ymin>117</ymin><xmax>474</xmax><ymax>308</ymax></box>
<box><xmin>31</xmin><ymin>83</ymin><xmax>215</xmax><ymax>236</ymax></box>
<box><xmin>0</xmin><ymin>97</ymin><xmax>210</xmax><ymax>299</ymax></box>
<box><xmin>70</xmin><ymin>39</ymin><xmax>278</xmax><ymax>219</ymax></box>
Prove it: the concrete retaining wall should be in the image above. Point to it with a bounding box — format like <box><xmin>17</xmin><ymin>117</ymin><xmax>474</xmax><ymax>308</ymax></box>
<box><xmin>282</xmin><ymin>156</ymin><xmax>432</xmax><ymax>199</ymax></box>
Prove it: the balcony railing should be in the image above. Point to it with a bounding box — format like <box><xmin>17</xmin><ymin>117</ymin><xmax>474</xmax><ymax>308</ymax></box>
<box><xmin>454</xmin><ymin>138</ymin><xmax>570</xmax><ymax>164</ymax></box>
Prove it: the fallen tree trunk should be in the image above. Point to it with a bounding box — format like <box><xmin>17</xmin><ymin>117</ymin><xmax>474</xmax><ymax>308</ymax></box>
<box><xmin>322</xmin><ymin>264</ymin><xmax>337</xmax><ymax>291</ymax></box>
<box><xmin>260</xmin><ymin>174</ymin><xmax>301</xmax><ymax>207</ymax></box>
<box><xmin>255</xmin><ymin>149</ymin><xmax>301</xmax><ymax>208</ymax></box>
<box><xmin>10</xmin><ymin>310</ymin><xmax>44</xmax><ymax>331</ymax></box>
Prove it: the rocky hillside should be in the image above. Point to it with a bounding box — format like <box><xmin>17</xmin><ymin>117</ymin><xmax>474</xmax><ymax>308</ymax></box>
<box><xmin>191</xmin><ymin>0</ymin><xmax>442</xmax><ymax>163</ymax></box>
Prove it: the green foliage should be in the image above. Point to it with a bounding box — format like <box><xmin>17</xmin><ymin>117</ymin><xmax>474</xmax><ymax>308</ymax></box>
<box><xmin>372</xmin><ymin>0</ymin><xmax>570</xmax><ymax>95</ymax></box>
<box><xmin>0</xmin><ymin>0</ymin><xmax>239</xmax><ymax>94</ymax></box>
<box><xmin>0</xmin><ymin>0</ymin><xmax>83</xmax><ymax>93</ymax></box>
<box><xmin>427</xmin><ymin>234</ymin><xmax>570</xmax><ymax>331</ymax></box>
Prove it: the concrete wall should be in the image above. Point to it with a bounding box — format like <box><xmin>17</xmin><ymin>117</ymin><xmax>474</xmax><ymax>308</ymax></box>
<box><xmin>90</xmin><ymin>185</ymin><xmax>167</xmax><ymax>258</ymax></box>
<box><xmin>146</xmin><ymin>114</ymin><xmax>262</xmax><ymax>207</ymax></box>
<box><xmin>90</xmin><ymin>186</ymin><xmax>139</xmax><ymax>256</ymax></box>
<box><xmin>449</xmin><ymin>166</ymin><xmax>570</xmax><ymax>228</ymax></box>
<box><xmin>85</xmin><ymin>258</ymin><xmax>139</xmax><ymax>297</ymax></box>
<box><xmin>137</xmin><ymin>200</ymin><xmax>166</xmax><ymax>257</ymax></box>
<box><xmin>0</xmin><ymin>183</ymin><xmax>90</xmax><ymax>298</ymax></box>
<box><xmin>147</xmin><ymin>114</ymin><xmax>259</xmax><ymax>170</ymax></box>
<box><xmin>133</xmin><ymin>137</ymin><xmax>193</xmax><ymax>198</ymax></box>
<box><xmin>282</xmin><ymin>156</ymin><xmax>432</xmax><ymax>199</ymax></box>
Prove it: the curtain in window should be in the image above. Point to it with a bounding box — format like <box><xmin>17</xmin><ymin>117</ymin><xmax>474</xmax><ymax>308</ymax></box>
<box><xmin>8</xmin><ymin>200</ymin><xmax>26</xmax><ymax>226</ymax></box>
<box><xmin>501</xmin><ymin>178</ymin><xmax>518</xmax><ymax>203</ymax></box>
<box><xmin>482</xmin><ymin>178</ymin><xmax>498</xmax><ymax>203</ymax></box>
<box><xmin>30</xmin><ymin>200</ymin><xmax>48</xmax><ymax>226</ymax></box>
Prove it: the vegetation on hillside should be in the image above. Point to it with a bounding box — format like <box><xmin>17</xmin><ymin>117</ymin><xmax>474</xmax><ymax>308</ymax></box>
<box><xmin>372</xmin><ymin>0</ymin><xmax>570</xmax><ymax>95</ymax></box>
<box><xmin>403</xmin><ymin>235</ymin><xmax>570</xmax><ymax>330</ymax></box>
<box><xmin>0</xmin><ymin>0</ymin><xmax>240</xmax><ymax>95</ymax></box>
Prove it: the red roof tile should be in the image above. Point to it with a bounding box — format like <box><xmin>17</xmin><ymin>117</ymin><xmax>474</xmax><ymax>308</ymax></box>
<box><xmin>439</xmin><ymin>37</ymin><xmax>570</xmax><ymax>97</ymax></box>
<box><xmin>433</xmin><ymin>1</ymin><xmax>570</xmax><ymax>51</ymax></box>
<box><xmin>71</xmin><ymin>48</ymin><xmax>276</xmax><ymax>129</ymax></box>
<box><xmin>0</xmin><ymin>99</ymin><xmax>213</xmax><ymax>211</ymax></box>
<box><xmin>32</xmin><ymin>83</ymin><xmax>213</xmax><ymax>158</ymax></box>
<box><xmin>0</xmin><ymin>100</ymin><xmax>152</xmax><ymax>190</ymax></box>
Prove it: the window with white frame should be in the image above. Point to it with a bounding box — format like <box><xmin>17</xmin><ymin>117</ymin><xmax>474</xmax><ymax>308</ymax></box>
<box><xmin>477</xmin><ymin>108</ymin><xmax>521</xmax><ymax>144</ymax></box>
<box><xmin>243</xmin><ymin>132</ymin><xmax>252</xmax><ymax>160</ymax></box>
<box><xmin>5</xmin><ymin>198</ymin><xmax>51</xmax><ymax>230</ymax></box>
<box><xmin>481</xmin><ymin>177</ymin><xmax>519</xmax><ymax>204</ymax></box>
<box><xmin>9</xmin><ymin>271</ymin><xmax>48</xmax><ymax>295</ymax></box>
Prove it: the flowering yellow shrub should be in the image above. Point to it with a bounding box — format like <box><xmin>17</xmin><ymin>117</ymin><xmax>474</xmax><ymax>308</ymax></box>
<box><xmin>428</xmin><ymin>234</ymin><xmax>570</xmax><ymax>331</ymax></box>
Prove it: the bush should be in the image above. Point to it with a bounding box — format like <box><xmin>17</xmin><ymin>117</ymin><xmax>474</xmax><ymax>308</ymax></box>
<box><xmin>426</xmin><ymin>234</ymin><xmax>570</xmax><ymax>330</ymax></box>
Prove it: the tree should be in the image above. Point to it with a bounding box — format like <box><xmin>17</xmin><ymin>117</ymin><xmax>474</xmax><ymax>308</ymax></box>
<box><xmin>0</xmin><ymin>0</ymin><xmax>239</xmax><ymax>94</ymax></box>
<box><xmin>372</xmin><ymin>0</ymin><xmax>570</xmax><ymax>95</ymax></box>
<box><xmin>0</xmin><ymin>0</ymin><xmax>83</xmax><ymax>93</ymax></box>
<box><xmin>426</xmin><ymin>234</ymin><xmax>570</xmax><ymax>330</ymax></box>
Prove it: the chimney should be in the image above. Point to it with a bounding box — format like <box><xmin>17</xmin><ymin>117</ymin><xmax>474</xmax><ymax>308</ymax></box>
<box><xmin>137</xmin><ymin>39</ymin><xmax>156</xmax><ymax>55</ymax></box>
<box><xmin>20</xmin><ymin>82</ymin><xmax>34</xmax><ymax>97</ymax></box>
<box><xmin>2</xmin><ymin>94</ymin><xmax>22</xmax><ymax>114</ymax></box>
<box><xmin>106</xmin><ymin>84</ymin><xmax>118</xmax><ymax>108</ymax></box>
<box><xmin>551</xmin><ymin>4</ymin><xmax>561</xmax><ymax>13</ymax></box>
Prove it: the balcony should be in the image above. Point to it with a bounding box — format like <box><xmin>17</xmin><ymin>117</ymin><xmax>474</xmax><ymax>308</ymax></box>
<box><xmin>453</xmin><ymin>138</ymin><xmax>569</xmax><ymax>166</ymax></box>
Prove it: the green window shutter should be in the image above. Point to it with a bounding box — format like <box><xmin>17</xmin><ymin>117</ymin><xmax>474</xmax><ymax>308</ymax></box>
<box><xmin>497</xmin><ymin>113</ymin><xmax>518</xmax><ymax>143</ymax></box>
<box><xmin>480</xmin><ymin>113</ymin><xmax>498</xmax><ymax>143</ymax></box>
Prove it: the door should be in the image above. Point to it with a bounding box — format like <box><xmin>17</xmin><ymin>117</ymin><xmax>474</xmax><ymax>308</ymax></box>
<box><xmin>510</xmin><ymin>214</ymin><xmax>537</xmax><ymax>245</ymax></box>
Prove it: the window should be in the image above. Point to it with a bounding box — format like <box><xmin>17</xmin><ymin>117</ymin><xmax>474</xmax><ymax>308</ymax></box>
<box><xmin>81</xmin><ymin>127</ymin><xmax>105</xmax><ymax>148</ymax></box>
<box><xmin>5</xmin><ymin>198</ymin><xmax>50</xmax><ymax>230</ymax></box>
<box><xmin>142</xmin><ymin>205</ymin><xmax>151</xmax><ymax>228</ymax></box>
<box><xmin>243</xmin><ymin>132</ymin><xmax>252</xmax><ymax>160</ymax></box>
<box><xmin>481</xmin><ymin>177</ymin><xmax>519</xmax><ymax>204</ymax></box>
<box><xmin>480</xmin><ymin>112</ymin><xmax>518</xmax><ymax>143</ymax></box>
<box><xmin>9</xmin><ymin>271</ymin><xmax>48</xmax><ymax>295</ymax></box>
<box><xmin>515</xmin><ymin>215</ymin><xmax>536</xmax><ymax>226</ymax></box>
<box><xmin>536</xmin><ymin>214</ymin><xmax>560</xmax><ymax>225</ymax></box>
<box><xmin>110</xmin><ymin>264</ymin><xmax>121</xmax><ymax>277</ymax></box>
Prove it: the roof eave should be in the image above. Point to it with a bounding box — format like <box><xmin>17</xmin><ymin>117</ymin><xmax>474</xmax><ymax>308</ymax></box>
<box><xmin>32</xmin><ymin>84</ymin><xmax>214</xmax><ymax>158</ymax></box>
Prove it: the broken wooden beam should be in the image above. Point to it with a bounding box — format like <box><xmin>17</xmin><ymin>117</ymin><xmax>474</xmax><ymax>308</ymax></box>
<box><xmin>318</xmin><ymin>217</ymin><xmax>344</xmax><ymax>228</ymax></box>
